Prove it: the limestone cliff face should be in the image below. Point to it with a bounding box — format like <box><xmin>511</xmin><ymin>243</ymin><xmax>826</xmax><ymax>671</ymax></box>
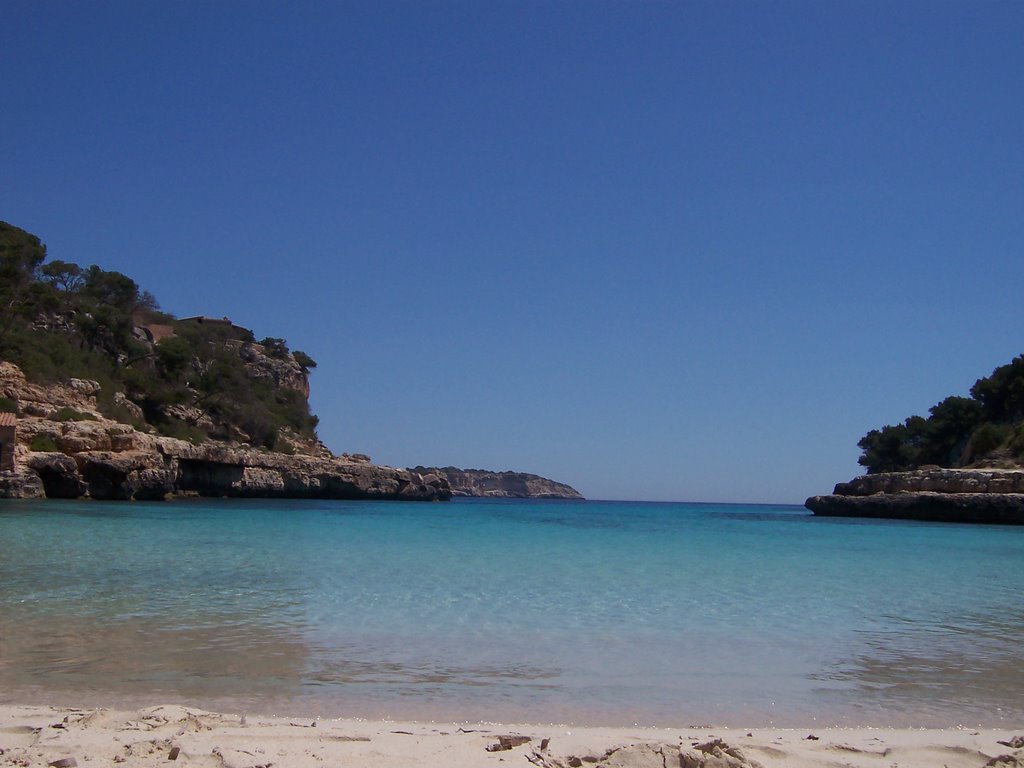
<box><xmin>0</xmin><ymin>364</ymin><xmax>449</xmax><ymax>502</ymax></box>
<box><xmin>1</xmin><ymin>419</ymin><xmax>450</xmax><ymax>502</ymax></box>
<box><xmin>237</xmin><ymin>341</ymin><xmax>310</xmax><ymax>398</ymax></box>
<box><xmin>411</xmin><ymin>466</ymin><xmax>584</xmax><ymax>499</ymax></box>
<box><xmin>0</xmin><ymin>362</ymin><xmax>104</xmax><ymax>420</ymax></box>
<box><xmin>805</xmin><ymin>468</ymin><xmax>1024</xmax><ymax>524</ymax></box>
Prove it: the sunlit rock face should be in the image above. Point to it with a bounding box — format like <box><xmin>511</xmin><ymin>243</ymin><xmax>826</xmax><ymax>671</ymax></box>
<box><xmin>0</xmin><ymin>362</ymin><xmax>450</xmax><ymax>502</ymax></box>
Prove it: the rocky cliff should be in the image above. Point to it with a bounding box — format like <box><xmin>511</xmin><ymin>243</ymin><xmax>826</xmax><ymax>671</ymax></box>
<box><xmin>0</xmin><ymin>363</ymin><xmax>450</xmax><ymax>502</ymax></box>
<box><xmin>3</xmin><ymin>436</ymin><xmax>451</xmax><ymax>502</ymax></box>
<box><xmin>411</xmin><ymin>466</ymin><xmax>584</xmax><ymax>499</ymax></box>
<box><xmin>805</xmin><ymin>467</ymin><xmax>1024</xmax><ymax>524</ymax></box>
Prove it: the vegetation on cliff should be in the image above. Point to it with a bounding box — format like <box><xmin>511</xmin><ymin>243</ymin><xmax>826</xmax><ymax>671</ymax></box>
<box><xmin>858</xmin><ymin>355</ymin><xmax>1024</xmax><ymax>473</ymax></box>
<box><xmin>0</xmin><ymin>221</ymin><xmax>319</xmax><ymax>452</ymax></box>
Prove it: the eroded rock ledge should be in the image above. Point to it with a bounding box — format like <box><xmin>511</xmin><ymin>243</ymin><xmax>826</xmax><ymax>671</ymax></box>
<box><xmin>0</xmin><ymin>420</ymin><xmax>450</xmax><ymax>502</ymax></box>
<box><xmin>805</xmin><ymin>468</ymin><xmax>1024</xmax><ymax>524</ymax></box>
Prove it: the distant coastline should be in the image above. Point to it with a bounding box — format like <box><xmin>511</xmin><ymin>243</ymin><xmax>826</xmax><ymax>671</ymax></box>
<box><xmin>411</xmin><ymin>466</ymin><xmax>584</xmax><ymax>500</ymax></box>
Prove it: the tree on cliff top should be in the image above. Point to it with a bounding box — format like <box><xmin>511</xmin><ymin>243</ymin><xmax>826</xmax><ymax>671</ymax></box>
<box><xmin>0</xmin><ymin>221</ymin><xmax>321</xmax><ymax>453</ymax></box>
<box><xmin>858</xmin><ymin>359</ymin><xmax>1024</xmax><ymax>473</ymax></box>
<box><xmin>0</xmin><ymin>222</ymin><xmax>49</xmax><ymax>342</ymax></box>
<box><xmin>970</xmin><ymin>355</ymin><xmax>1024</xmax><ymax>424</ymax></box>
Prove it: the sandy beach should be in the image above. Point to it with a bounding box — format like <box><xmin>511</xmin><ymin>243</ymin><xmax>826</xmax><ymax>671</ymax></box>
<box><xmin>1</xmin><ymin>703</ymin><xmax>1021</xmax><ymax>768</ymax></box>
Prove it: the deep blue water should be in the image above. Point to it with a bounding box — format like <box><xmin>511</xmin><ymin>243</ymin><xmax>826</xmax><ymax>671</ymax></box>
<box><xmin>1</xmin><ymin>497</ymin><xmax>1022</xmax><ymax>726</ymax></box>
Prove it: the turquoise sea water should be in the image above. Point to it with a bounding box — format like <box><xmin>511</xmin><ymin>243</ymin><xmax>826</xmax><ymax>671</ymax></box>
<box><xmin>1</xmin><ymin>498</ymin><xmax>1022</xmax><ymax>727</ymax></box>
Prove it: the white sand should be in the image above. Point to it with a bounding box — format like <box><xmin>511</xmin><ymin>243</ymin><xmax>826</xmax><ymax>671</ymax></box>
<box><xmin>0</xmin><ymin>703</ymin><xmax>1021</xmax><ymax>768</ymax></box>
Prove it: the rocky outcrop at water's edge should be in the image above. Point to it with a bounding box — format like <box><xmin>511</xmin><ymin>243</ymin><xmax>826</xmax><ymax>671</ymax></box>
<box><xmin>805</xmin><ymin>467</ymin><xmax>1024</xmax><ymax>524</ymax></box>
<box><xmin>0</xmin><ymin>363</ymin><xmax>450</xmax><ymax>502</ymax></box>
<box><xmin>1</xmin><ymin>428</ymin><xmax>451</xmax><ymax>502</ymax></box>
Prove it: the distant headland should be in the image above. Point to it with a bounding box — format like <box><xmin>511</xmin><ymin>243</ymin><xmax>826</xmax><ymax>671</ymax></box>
<box><xmin>807</xmin><ymin>354</ymin><xmax>1024</xmax><ymax>524</ymax></box>
<box><xmin>411</xmin><ymin>466</ymin><xmax>584</xmax><ymax>500</ymax></box>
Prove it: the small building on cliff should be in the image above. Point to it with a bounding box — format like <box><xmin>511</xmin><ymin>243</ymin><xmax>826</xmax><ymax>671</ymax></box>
<box><xmin>133</xmin><ymin>322</ymin><xmax>177</xmax><ymax>344</ymax></box>
<box><xmin>180</xmin><ymin>316</ymin><xmax>253</xmax><ymax>340</ymax></box>
<box><xmin>0</xmin><ymin>412</ymin><xmax>16</xmax><ymax>472</ymax></box>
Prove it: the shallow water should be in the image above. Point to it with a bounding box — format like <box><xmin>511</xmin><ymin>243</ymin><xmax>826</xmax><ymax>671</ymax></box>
<box><xmin>1</xmin><ymin>498</ymin><xmax>1022</xmax><ymax>726</ymax></box>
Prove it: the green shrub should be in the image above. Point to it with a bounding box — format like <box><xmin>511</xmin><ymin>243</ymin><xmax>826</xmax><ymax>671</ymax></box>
<box><xmin>54</xmin><ymin>406</ymin><xmax>97</xmax><ymax>422</ymax></box>
<box><xmin>29</xmin><ymin>435</ymin><xmax>59</xmax><ymax>452</ymax></box>
<box><xmin>1008</xmin><ymin>424</ymin><xmax>1024</xmax><ymax>460</ymax></box>
<box><xmin>155</xmin><ymin>417</ymin><xmax>206</xmax><ymax>444</ymax></box>
<box><xmin>0</xmin><ymin>396</ymin><xmax>17</xmax><ymax>414</ymax></box>
<box><xmin>292</xmin><ymin>350</ymin><xmax>317</xmax><ymax>370</ymax></box>
<box><xmin>966</xmin><ymin>423</ymin><xmax>1010</xmax><ymax>462</ymax></box>
<box><xmin>1</xmin><ymin>325</ymin><xmax>123</xmax><ymax>388</ymax></box>
<box><xmin>259</xmin><ymin>337</ymin><xmax>290</xmax><ymax>358</ymax></box>
<box><xmin>95</xmin><ymin>388</ymin><xmax>145</xmax><ymax>427</ymax></box>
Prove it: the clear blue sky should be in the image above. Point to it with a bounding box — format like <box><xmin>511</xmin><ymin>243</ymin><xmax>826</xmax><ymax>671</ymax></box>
<box><xmin>3</xmin><ymin>1</ymin><xmax>1023</xmax><ymax>503</ymax></box>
